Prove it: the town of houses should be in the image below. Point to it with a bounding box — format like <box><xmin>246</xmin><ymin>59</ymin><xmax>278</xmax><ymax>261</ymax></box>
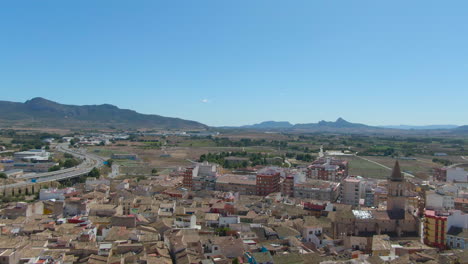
<box><xmin>0</xmin><ymin>142</ymin><xmax>468</xmax><ymax>264</ymax></box>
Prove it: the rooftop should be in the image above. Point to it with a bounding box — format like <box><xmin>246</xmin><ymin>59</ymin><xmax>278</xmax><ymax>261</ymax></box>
<box><xmin>216</xmin><ymin>174</ymin><xmax>256</xmax><ymax>185</ymax></box>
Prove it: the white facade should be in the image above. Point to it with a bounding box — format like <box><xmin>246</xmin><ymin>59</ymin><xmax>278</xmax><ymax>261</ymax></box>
<box><xmin>303</xmin><ymin>226</ymin><xmax>322</xmax><ymax>246</ymax></box>
<box><xmin>39</xmin><ymin>188</ymin><xmax>76</xmax><ymax>201</ymax></box>
<box><xmin>341</xmin><ymin>176</ymin><xmax>364</xmax><ymax>206</ymax></box>
<box><xmin>447</xmin><ymin>168</ymin><xmax>468</xmax><ymax>183</ymax></box>
<box><xmin>426</xmin><ymin>191</ymin><xmax>455</xmax><ymax>210</ymax></box>
<box><xmin>219</xmin><ymin>216</ymin><xmax>240</xmax><ymax>227</ymax></box>
<box><xmin>174</xmin><ymin>215</ymin><xmax>201</xmax><ymax>229</ymax></box>
<box><xmin>14</xmin><ymin>149</ymin><xmax>50</xmax><ymax>161</ymax></box>
<box><xmin>447</xmin><ymin>210</ymin><xmax>468</xmax><ymax>229</ymax></box>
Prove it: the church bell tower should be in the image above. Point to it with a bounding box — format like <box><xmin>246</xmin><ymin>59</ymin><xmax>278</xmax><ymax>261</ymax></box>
<box><xmin>387</xmin><ymin>161</ymin><xmax>406</xmax><ymax>217</ymax></box>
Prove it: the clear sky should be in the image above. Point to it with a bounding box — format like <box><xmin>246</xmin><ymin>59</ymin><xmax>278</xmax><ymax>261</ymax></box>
<box><xmin>1</xmin><ymin>1</ymin><xmax>467</xmax><ymax>126</ymax></box>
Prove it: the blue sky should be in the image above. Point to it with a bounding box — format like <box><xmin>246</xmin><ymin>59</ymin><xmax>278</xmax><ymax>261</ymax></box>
<box><xmin>1</xmin><ymin>1</ymin><xmax>467</xmax><ymax>126</ymax></box>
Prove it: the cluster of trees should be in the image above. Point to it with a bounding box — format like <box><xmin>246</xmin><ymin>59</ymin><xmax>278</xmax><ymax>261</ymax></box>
<box><xmin>69</xmin><ymin>138</ymin><xmax>78</xmax><ymax>146</ymax></box>
<box><xmin>106</xmin><ymin>159</ymin><xmax>114</xmax><ymax>167</ymax></box>
<box><xmin>212</xmin><ymin>137</ymin><xmax>288</xmax><ymax>148</ymax></box>
<box><xmin>215</xmin><ymin>227</ymin><xmax>231</xmax><ymax>236</ymax></box>
<box><xmin>288</xmin><ymin>145</ymin><xmax>313</xmax><ymax>153</ymax></box>
<box><xmin>358</xmin><ymin>146</ymin><xmax>396</xmax><ymax>156</ymax></box>
<box><xmin>432</xmin><ymin>158</ymin><xmax>453</xmax><ymax>166</ymax></box>
<box><xmin>0</xmin><ymin>130</ymin><xmax>59</xmax><ymax>150</ymax></box>
<box><xmin>199</xmin><ymin>151</ymin><xmax>284</xmax><ymax>168</ymax></box>
<box><xmin>285</xmin><ymin>152</ymin><xmax>314</xmax><ymax>162</ymax></box>
<box><xmin>88</xmin><ymin>167</ymin><xmax>100</xmax><ymax>177</ymax></box>
<box><xmin>49</xmin><ymin>158</ymin><xmax>81</xmax><ymax>172</ymax></box>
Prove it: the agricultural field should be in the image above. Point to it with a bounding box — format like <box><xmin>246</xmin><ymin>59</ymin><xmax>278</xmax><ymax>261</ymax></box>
<box><xmin>339</xmin><ymin>156</ymin><xmax>391</xmax><ymax>179</ymax></box>
<box><xmin>361</xmin><ymin>156</ymin><xmax>436</xmax><ymax>180</ymax></box>
<box><xmin>83</xmin><ymin>132</ymin><xmax>468</xmax><ymax>177</ymax></box>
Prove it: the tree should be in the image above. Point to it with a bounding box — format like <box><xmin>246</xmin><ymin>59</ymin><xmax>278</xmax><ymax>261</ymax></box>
<box><xmin>106</xmin><ymin>159</ymin><xmax>114</xmax><ymax>167</ymax></box>
<box><xmin>232</xmin><ymin>259</ymin><xmax>240</xmax><ymax>264</ymax></box>
<box><xmin>136</xmin><ymin>175</ymin><xmax>148</xmax><ymax>182</ymax></box>
<box><xmin>63</xmin><ymin>159</ymin><xmax>79</xmax><ymax>168</ymax></box>
<box><xmin>215</xmin><ymin>227</ymin><xmax>230</xmax><ymax>236</ymax></box>
<box><xmin>0</xmin><ymin>173</ymin><xmax>7</xmax><ymax>180</ymax></box>
<box><xmin>151</xmin><ymin>168</ymin><xmax>158</xmax><ymax>175</ymax></box>
<box><xmin>88</xmin><ymin>167</ymin><xmax>100</xmax><ymax>178</ymax></box>
<box><xmin>48</xmin><ymin>165</ymin><xmax>61</xmax><ymax>172</ymax></box>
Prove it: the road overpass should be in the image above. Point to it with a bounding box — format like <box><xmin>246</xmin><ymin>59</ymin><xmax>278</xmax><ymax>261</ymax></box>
<box><xmin>1</xmin><ymin>143</ymin><xmax>106</xmax><ymax>197</ymax></box>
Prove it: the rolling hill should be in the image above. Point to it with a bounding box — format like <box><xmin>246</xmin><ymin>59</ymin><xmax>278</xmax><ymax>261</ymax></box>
<box><xmin>0</xmin><ymin>97</ymin><xmax>208</xmax><ymax>130</ymax></box>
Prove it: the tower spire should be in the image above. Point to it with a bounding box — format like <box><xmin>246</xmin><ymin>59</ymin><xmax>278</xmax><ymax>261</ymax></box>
<box><xmin>390</xmin><ymin>160</ymin><xmax>403</xmax><ymax>181</ymax></box>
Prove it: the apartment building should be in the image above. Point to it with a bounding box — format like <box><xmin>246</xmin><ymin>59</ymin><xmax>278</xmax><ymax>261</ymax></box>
<box><xmin>307</xmin><ymin>157</ymin><xmax>348</xmax><ymax>182</ymax></box>
<box><xmin>340</xmin><ymin>176</ymin><xmax>364</xmax><ymax>206</ymax></box>
<box><xmin>424</xmin><ymin>209</ymin><xmax>449</xmax><ymax>249</ymax></box>
<box><xmin>256</xmin><ymin>168</ymin><xmax>281</xmax><ymax>196</ymax></box>
<box><xmin>183</xmin><ymin>162</ymin><xmax>220</xmax><ymax>191</ymax></box>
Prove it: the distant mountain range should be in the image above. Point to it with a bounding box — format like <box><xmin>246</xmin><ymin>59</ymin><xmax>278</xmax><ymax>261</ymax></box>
<box><xmin>241</xmin><ymin>121</ymin><xmax>294</xmax><ymax>129</ymax></box>
<box><xmin>0</xmin><ymin>97</ymin><xmax>207</xmax><ymax>130</ymax></box>
<box><xmin>380</xmin><ymin>125</ymin><xmax>459</xmax><ymax>130</ymax></box>
<box><xmin>228</xmin><ymin>118</ymin><xmax>466</xmax><ymax>134</ymax></box>
<box><xmin>226</xmin><ymin>118</ymin><xmax>381</xmax><ymax>133</ymax></box>
<box><xmin>0</xmin><ymin>98</ymin><xmax>465</xmax><ymax>133</ymax></box>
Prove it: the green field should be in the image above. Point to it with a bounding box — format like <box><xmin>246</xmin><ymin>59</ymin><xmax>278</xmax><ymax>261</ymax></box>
<box><xmin>0</xmin><ymin>136</ymin><xmax>13</xmax><ymax>144</ymax></box>
<box><xmin>178</xmin><ymin>139</ymin><xmax>217</xmax><ymax>147</ymax></box>
<box><xmin>342</xmin><ymin>156</ymin><xmax>391</xmax><ymax>179</ymax></box>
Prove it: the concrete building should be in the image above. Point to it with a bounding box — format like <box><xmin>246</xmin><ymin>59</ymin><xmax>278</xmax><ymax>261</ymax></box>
<box><xmin>3</xmin><ymin>162</ymin><xmax>56</xmax><ymax>173</ymax></box>
<box><xmin>447</xmin><ymin>210</ymin><xmax>468</xmax><ymax>230</ymax></box>
<box><xmin>447</xmin><ymin>168</ymin><xmax>468</xmax><ymax>183</ymax></box>
<box><xmin>215</xmin><ymin>174</ymin><xmax>257</xmax><ymax>195</ymax></box>
<box><xmin>0</xmin><ymin>249</ymin><xmax>20</xmax><ymax>264</ymax></box>
<box><xmin>433</xmin><ymin>168</ymin><xmax>447</xmax><ymax>182</ymax></box>
<box><xmin>446</xmin><ymin>210</ymin><xmax>468</xmax><ymax>249</ymax></box>
<box><xmin>364</xmin><ymin>186</ymin><xmax>376</xmax><ymax>207</ymax></box>
<box><xmin>455</xmin><ymin>198</ymin><xmax>468</xmax><ymax>213</ymax></box>
<box><xmin>371</xmin><ymin>235</ymin><xmax>391</xmax><ymax>257</ymax></box>
<box><xmin>111</xmin><ymin>215</ymin><xmax>137</xmax><ymax>228</ymax></box>
<box><xmin>424</xmin><ymin>209</ymin><xmax>449</xmax><ymax>249</ymax></box>
<box><xmin>307</xmin><ymin>157</ymin><xmax>348</xmax><ymax>182</ymax></box>
<box><xmin>281</xmin><ymin>175</ymin><xmax>294</xmax><ymax>197</ymax></box>
<box><xmin>219</xmin><ymin>216</ymin><xmax>240</xmax><ymax>228</ymax></box>
<box><xmin>446</xmin><ymin>227</ymin><xmax>468</xmax><ymax>249</ymax></box>
<box><xmin>294</xmin><ymin>180</ymin><xmax>340</xmax><ymax>202</ymax></box>
<box><xmin>13</xmin><ymin>149</ymin><xmax>50</xmax><ymax>161</ymax></box>
<box><xmin>183</xmin><ymin>162</ymin><xmax>220</xmax><ymax>191</ymax></box>
<box><xmin>340</xmin><ymin>176</ymin><xmax>364</xmax><ymax>206</ymax></box>
<box><xmin>425</xmin><ymin>190</ymin><xmax>455</xmax><ymax>211</ymax></box>
<box><xmin>64</xmin><ymin>198</ymin><xmax>89</xmax><ymax>216</ymax></box>
<box><xmin>39</xmin><ymin>187</ymin><xmax>76</xmax><ymax>201</ymax></box>
<box><xmin>332</xmin><ymin>162</ymin><xmax>420</xmax><ymax>238</ymax></box>
<box><xmin>256</xmin><ymin>168</ymin><xmax>281</xmax><ymax>196</ymax></box>
<box><xmin>301</xmin><ymin>216</ymin><xmax>332</xmax><ymax>248</ymax></box>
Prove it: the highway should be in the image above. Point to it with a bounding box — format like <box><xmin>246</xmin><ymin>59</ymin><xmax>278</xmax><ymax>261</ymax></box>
<box><xmin>2</xmin><ymin>143</ymin><xmax>105</xmax><ymax>188</ymax></box>
<box><xmin>447</xmin><ymin>156</ymin><xmax>468</xmax><ymax>168</ymax></box>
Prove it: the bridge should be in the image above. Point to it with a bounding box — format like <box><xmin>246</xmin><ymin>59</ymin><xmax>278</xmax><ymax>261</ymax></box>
<box><xmin>0</xmin><ymin>143</ymin><xmax>106</xmax><ymax>197</ymax></box>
